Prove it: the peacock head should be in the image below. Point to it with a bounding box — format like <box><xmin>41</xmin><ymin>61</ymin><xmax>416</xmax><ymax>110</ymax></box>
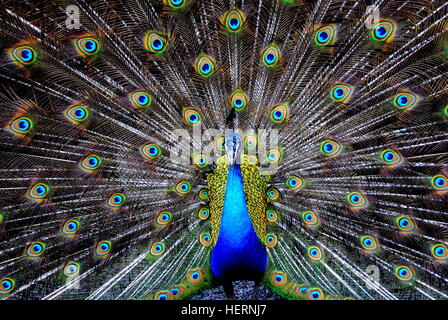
<box><xmin>225</xmin><ymin>131</ymin><xmax>242</xmax><ymax>165</ymax></box>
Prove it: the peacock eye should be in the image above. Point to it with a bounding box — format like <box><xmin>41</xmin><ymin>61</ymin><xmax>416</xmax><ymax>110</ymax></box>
<box><xmin>27</xmin><ymin>182</ymin><xmax>51</xmax><ymax>202</ymax></box>
<box><xmin>187</xmin><ymin>268</ymin><xmax>204</xmax><ymax>284</ymax></box>
<box><xmin>150</xmin><ymin>242</ymin><xmax>166</xmax><ymax>256</ymax></box>
<box><xmin>307</xmin><ymin>246</ymin><xmax>323</xmax><ymax>261</ymax></box>
<box><xmin>261</xmin><ymin>44</ymin><xmax>281</xmax><ymax>68</ymax></box>
<box><xmin>224</xmin><ymin>9</ymin><xmax>246</xmax><ymax>33</ymax></box>
<box><xmin>431</xmin><ymin>244</ymin><xmax>448</xmax><ymax>260</ymax></box>
<box><xmin>26</xmin><ymin>241</ymin><xmax>45</xmax><ymax>257</ymax></box>
<box><xmin>270</xmin><ymin>103</ymin><xmax>289</xmax><ymax>123</ymax></box>
<box><xmin>183</xmin><ymin>108</ymin><xmax>202</xmax><ymax>126</ymax></box>
<box><xmin>314</xmin><ymin>24</ymin><xmax>337</xmax><ymax>46</ymax></box>
<box><xmin>145</xmin><ymin>32</ymin><xmax>168</xmax><ymax>54</ymax></box>
<box><xmin>431</xmin><ymin>174</ymin><xmax>448</xmax><ymax>191</ymax></box>
<box><xmin>198</xmin><ymin>207</ymin><xmax>210</xmax><ymax>220</ymax></box>
<box><xmin>194</xmin><ymin>54</ymin><xmax>216</xmax><ymax>77</ymax></box>
<box><xmin>380</xmin><ymin>149</ymin><xmax>403</xmax><ymax>167</ymax></box>
<box><xmin>107</xmin><ymin>193</ymin><xmax>126</xmax><ymax>209</ymax></box>
<box><xmin>347</xmin><ymin>192</ymin><xmax>368</xmax><ymax>209</ymax></box>
<box><xmin>286</xmin><ymin>176</ymin><xmax>304</xmax><ymax>192</ymax></box>
<box><xmin>174</xmin><ymin>181</ymin><xmax>191</xmax><ymax>196</ymax></box>
<box><xmin>270</xmin><ymin>271</ymin><xmax>287</xmax><ymax>287</ymax></box>
<box><xmin>301</xmin><ymin>210</ymin><xmax>319</xmax><ymax>227</ymax></box>
<box><xmin>199</xmin><ymin>233</ymin><xmax>212</xmax><ymax>246</ymax></box>
<box><xmin>80</xmin><ymin>154</ymin><xmax>102</xmax><ymax>172</ymax></box>
<box><xmin>129</xmin><ymin>90</ymin><xmax>153</xmax><ymax>109</ymax></box>
<box><xmin>392</xmin><ymin>92</ymin><xmax>419</xmax><ymax>110</ymax></box>
<box><xmin>9</xmin><ymin>116</ymin><xmax>34</xmax><ymax>137</ymax></box>
<box><xmin>372</xmin><ymin>20</ymin><xmax>396</xmax><ymax>42</ymax></box>
<box><xmin>157</xmin><ymin>211</ymin><xmax>173</xmax><ymax>225</ymax></box>
<box><xmin>266</xmin><ymin>188</ymin><xmax>280</xmax><ymax>201</ymax></box>
<box><xmin>308</xmin><ymin>288</ymin><xmax>324</xmax><ymax>300</ymax></box>
<box><xmin>266</xmin><ymin>209</ymin><xmax>278</xmax><ymax>223</ymax></box>
<box><xmin>96</xmin><ymin>241</ymin><xmax>111</xmax><ymax>256</ymax></box>
<box><xmin>64</xmin><ymin>104</ymin><xmax>91</xmax><ymax>126</ymax></box>
<box><xmin>360</xmin><ymin>235</ymin><xmax>379</xmax><ymax>251</ymax></box>
<box><xmin>265</xmin><ymin>233</ymin><xmax>278</xmax><ymax>248</ymax></box>
<box><xmin>75</xmin><ymin>36</ymin><xmax>100</xmax><ymax>56</ymax></box>
<box><xmin>11</xmin><ymin>45</ymin><xmax>37</xmax><ymax>65</ymax></box>
<box><xmin>140</xmin><ymin>143</ymin><xmax>162</xmax><ymax>161</ymax></box>
<box><xmin>330</xmin><ymin>83</ymin><xmax>354</xmax><ymax>103</ymax></box>
<box><xmin>266</xmin><ymin>148</ymin><xmax>282</xmax><ymax>163</ymax></box>
<box><xmin>230</xmin><ymin>89</ymin><xmax>249</xmax><ymax>111</ymax></box>
<box><xmin>395</xmin><ymin>216</ymin><xmax>416</xmax><ymax>232</ymax></box>
<box><xmin>64</xmin><ymin>262</ymin><xmax>80</xmax><ymax>277</ymax></box>
<box><xmin>320</xmin><ymin>139</ymin><xmax>342</xmax><ymax>157</ymax></box>
<box><xmin>198</xmin><ymin>188</ymin><xmax>209</xmax><ymax>201</ymax></box>
<box><xmin>395</xmin><ymin>266</ymin><xmax>413</xmax><ymax>281</ymax></box>
<box><xmin>63</xmin><ymin>219</ymin><xmax>79</xmax><ymax>235</ymax></box>
<box><xmin>0</xmin><ymin>278</ymin><xmax>15</xmax><ymax>294</ymax></box>
<box><xmin>193</xmin><ymin>153</ymin><xmax>208</xmax><ymax>168</ymax></box>
<box><xmin>164</xmin><ymin>0</ymin><xmax>186</xmax><ymax>8</ymax></box>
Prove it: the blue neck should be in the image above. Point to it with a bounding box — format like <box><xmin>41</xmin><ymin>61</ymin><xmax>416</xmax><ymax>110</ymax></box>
<box><xmin>210</xmin><ymin>165</ymin><xmax>267</xmax><ymax>281</ymax></box>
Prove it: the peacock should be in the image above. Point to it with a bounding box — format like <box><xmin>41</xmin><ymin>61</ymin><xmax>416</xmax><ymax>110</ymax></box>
<box><xmin>0</xmin><ymin>0</ymin><xmax>447</xmax><ymax>301</ymax></box>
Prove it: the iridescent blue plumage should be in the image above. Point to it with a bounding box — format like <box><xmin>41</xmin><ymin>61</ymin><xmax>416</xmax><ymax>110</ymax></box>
<box><xmin>210</xmin><ymin>165</ymin><xmax>267</xmax><ymax>281</ymax></box>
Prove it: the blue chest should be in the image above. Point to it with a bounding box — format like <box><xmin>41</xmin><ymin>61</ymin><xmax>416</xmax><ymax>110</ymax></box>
<box><xmin>210</xmin><ymin>165</ymin><xmax>267</xmax><ymax>280</ymax></box>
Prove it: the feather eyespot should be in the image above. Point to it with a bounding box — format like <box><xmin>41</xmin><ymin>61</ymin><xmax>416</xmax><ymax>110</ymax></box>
<box><xmin>395</xmin><ymin>216</ymin><xmax>416</xmax><ymax>232</ymax></box>
<box><xmin>157</xmin><ymin>211</ymin><xmax>173</xmax><ymax>226</ymax></box>
<box><xmin>266</xmin><ymin>209</ymin><xmax>279</xmax><ymax>223</ymax></box>
<box><xmin>314</xmin><ymin>24</ymin><xmax>337</xmax><ymax>46</ymax></box>
<box><xmin>372</xmin><ymin>19</ymin><xmax>396</xmax><ymax>43</ymax></box>
<box><xmin>194</xmin><ymin>54</ymin><xmax>216</xmax><ymax>77</ymax></box>
<box><xmin>183</xmin><ymin>108</ymin><xmax>202</xmax><ymax>126</ymax></box>
<box><xmin>150</xmin><ymin>242</ymin><xmax>166</xmax><ymax>256</ymax></box>
<box><xmin>74</xmin><ymin>36</ymin><xmax>100</xmax><ymax>57</ymax></box>
<box><xmin>26</xmin><ymin>241</ymin><xmax>45</xmax><ymax>257</ymax></box>
<box><xmin>307</xmin><ymin>246</ymin><xmax>323</xmax><ymax>261</ymax></box>
<box><xmin>198</xmin><ymin>188</ymin><xmax>209</xmax><ymax>201</ymax></box>
<box><xmin>392</xmin><ymin>91</ymin><xmax>419</xmax><ymax>111</ymax></box>
<box><xmin>230</xmin><ymin>89</ymin><xmax>249</xmax><ymax>111</ymax></box>
<box><xmin>265</xmin><ymin>234</ymin><xmax>278</xmax><ymax>248</ymax></box>
<box><xmin>10</xmin><ymin>44</ymin><xmax>38</xmax><ymax>65</ymax></box>
<box><xmin>8</xmin><ymin>116</ymin><xmax>34</xmax><ymax>138</ymax></box>
<box><xmin>140</xmin><ymin>143</ymin><xmax>162</xmax><ymax>161</ymax></box>
<box><xmin>347</xmin><ymin>192</ymin><xmax>368</xmax><ymax>209</ymax></box>
<box><xmin>261</xmin><ymin>43</ymin><xmax>281</xmax><ymax>68</ymax></box>
<box><xmin>163</xmin><ymin>0</ymin><xmax>187</xmax><ymax>9</ymax></box>
<box><xmin>27</xmin><ymin>182</ymin><xmax>51</xmax><ymax>203</ymax></box>
<box><xmin>192</xmin><ymin>153</ymin><xmax>209</xmax><ymax>168</ymax></box>
<box><xmin>96</xmin><ymin>241</ymin><xmax>111</xmax><ymax>257</ymax></box>
<box><xmin>0</xmin><ymin>278</ymin><xmax>15</xmax><ymax>294</ymax></box>
<box><xmin>63</xmin><ymin>219</ymin><xmax>80</xmax><ymax>236</ymax></box>
<box><xmin>270</xmin><ymin>103</ymin><xmax>289</xmax><ymax>123</ymax></box>
<box><xmin>107</xmin><ymin>193</ymin><xmax>126</xmax><ymax>209</ymax></box>
<box><xmin>307</xmin><ymin>288</ymin><xmax>324</xmax><ymax>300</ymax></box>
<box><xmin>285</xmin><ymin>176</ymin><xmax>304</xmax><ymax>192</ymax></box>
<box><xmin>155</xmin><ymin>291</ymin><xmax>172</xmax><ymax>300</ymax></box>
<box><xmin>223</xmin><ymin>9</ymin><xmax>246</xmax><ymax>33</ymax></box>
<box><xmin>266</xmin><ymin>148</ymin><xmax>283</xmax><ymax>163</ymax></box>
<box><xmin>431</xmin><ymin>244</ymin><xmax>448</xmax><ymax>260</ymax></box>
<box><xmin>199</xmin><ymin>233</ymin><xmax>212</xmax><ymax>247</ymax></box>
<box><xmin>380</xmin><ymin>149</ymin><xmax>403</xmax><ymax>167</ymax></box>
<box><xmin>129</xmin><ymin>90</ymin><xmax>153</xmax><ymax>110</ymax></box>
<box><xmin>301</xmin><ymin>210</ymin><xmax>320</xmax><ymax>227</ymax></box>
<box><xmin>63</xmin><ymin>262</ymin><xmax>80</xmax><ymax>277</ymax></box>
<box><xmin>186</xmin><ymin>269</ymin><xmax>204</xmax><ymax>285</ymax></box>
<box><xmin>320</xmin><ymin>139</ymin><xmax>342</xmax><ymax>157</ymax></box>
<box><xmin>198</xmin><ymin>207</ymin><xmax>210</xmax><ymax>220</ymax></box>
<box><xmin>395</xmin><ymin>266</ymin><xmax>414</xmax><ymax>282</ymax></box>
<box><xmin>360</xmin><ymin>235</ymin><xmax>379</xmax><ymax>252</ymax></box>
<box><xmin>330</xmin><ymin>83</ymin><xmax>354</xmax><ymax>103</ymax></box>
<box><xmin>64</xmin><ymin>104</ymin><xmax>91</xmax><ymax>126</ymax></box>
<box><xmin>145</xmin><ymin>32</ymin><xmax>168</xmax><ymax>54</ymax></box>
<box><xmin>431</xmin><ymin>174</ymin><xmax>448</xmax><ymax>192</ymax></box>
<box><xmin>174</xmin><ymin>181</ymin><xmax>191</xmax><ymax>196</ymax></box>
<box><xmin>270</xmin><ymin>271</ymin><xmax>287</xmax><ymax>287</ymax></box>
<box><xmin>266</xmin><ymin>187</ymin><xmax>280</xmax><ymax>201</ymax></box>
<box><xmin>80</xmin><ymin>154</ymin><xmax>102</xmax><ymax>173</ymax></box>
